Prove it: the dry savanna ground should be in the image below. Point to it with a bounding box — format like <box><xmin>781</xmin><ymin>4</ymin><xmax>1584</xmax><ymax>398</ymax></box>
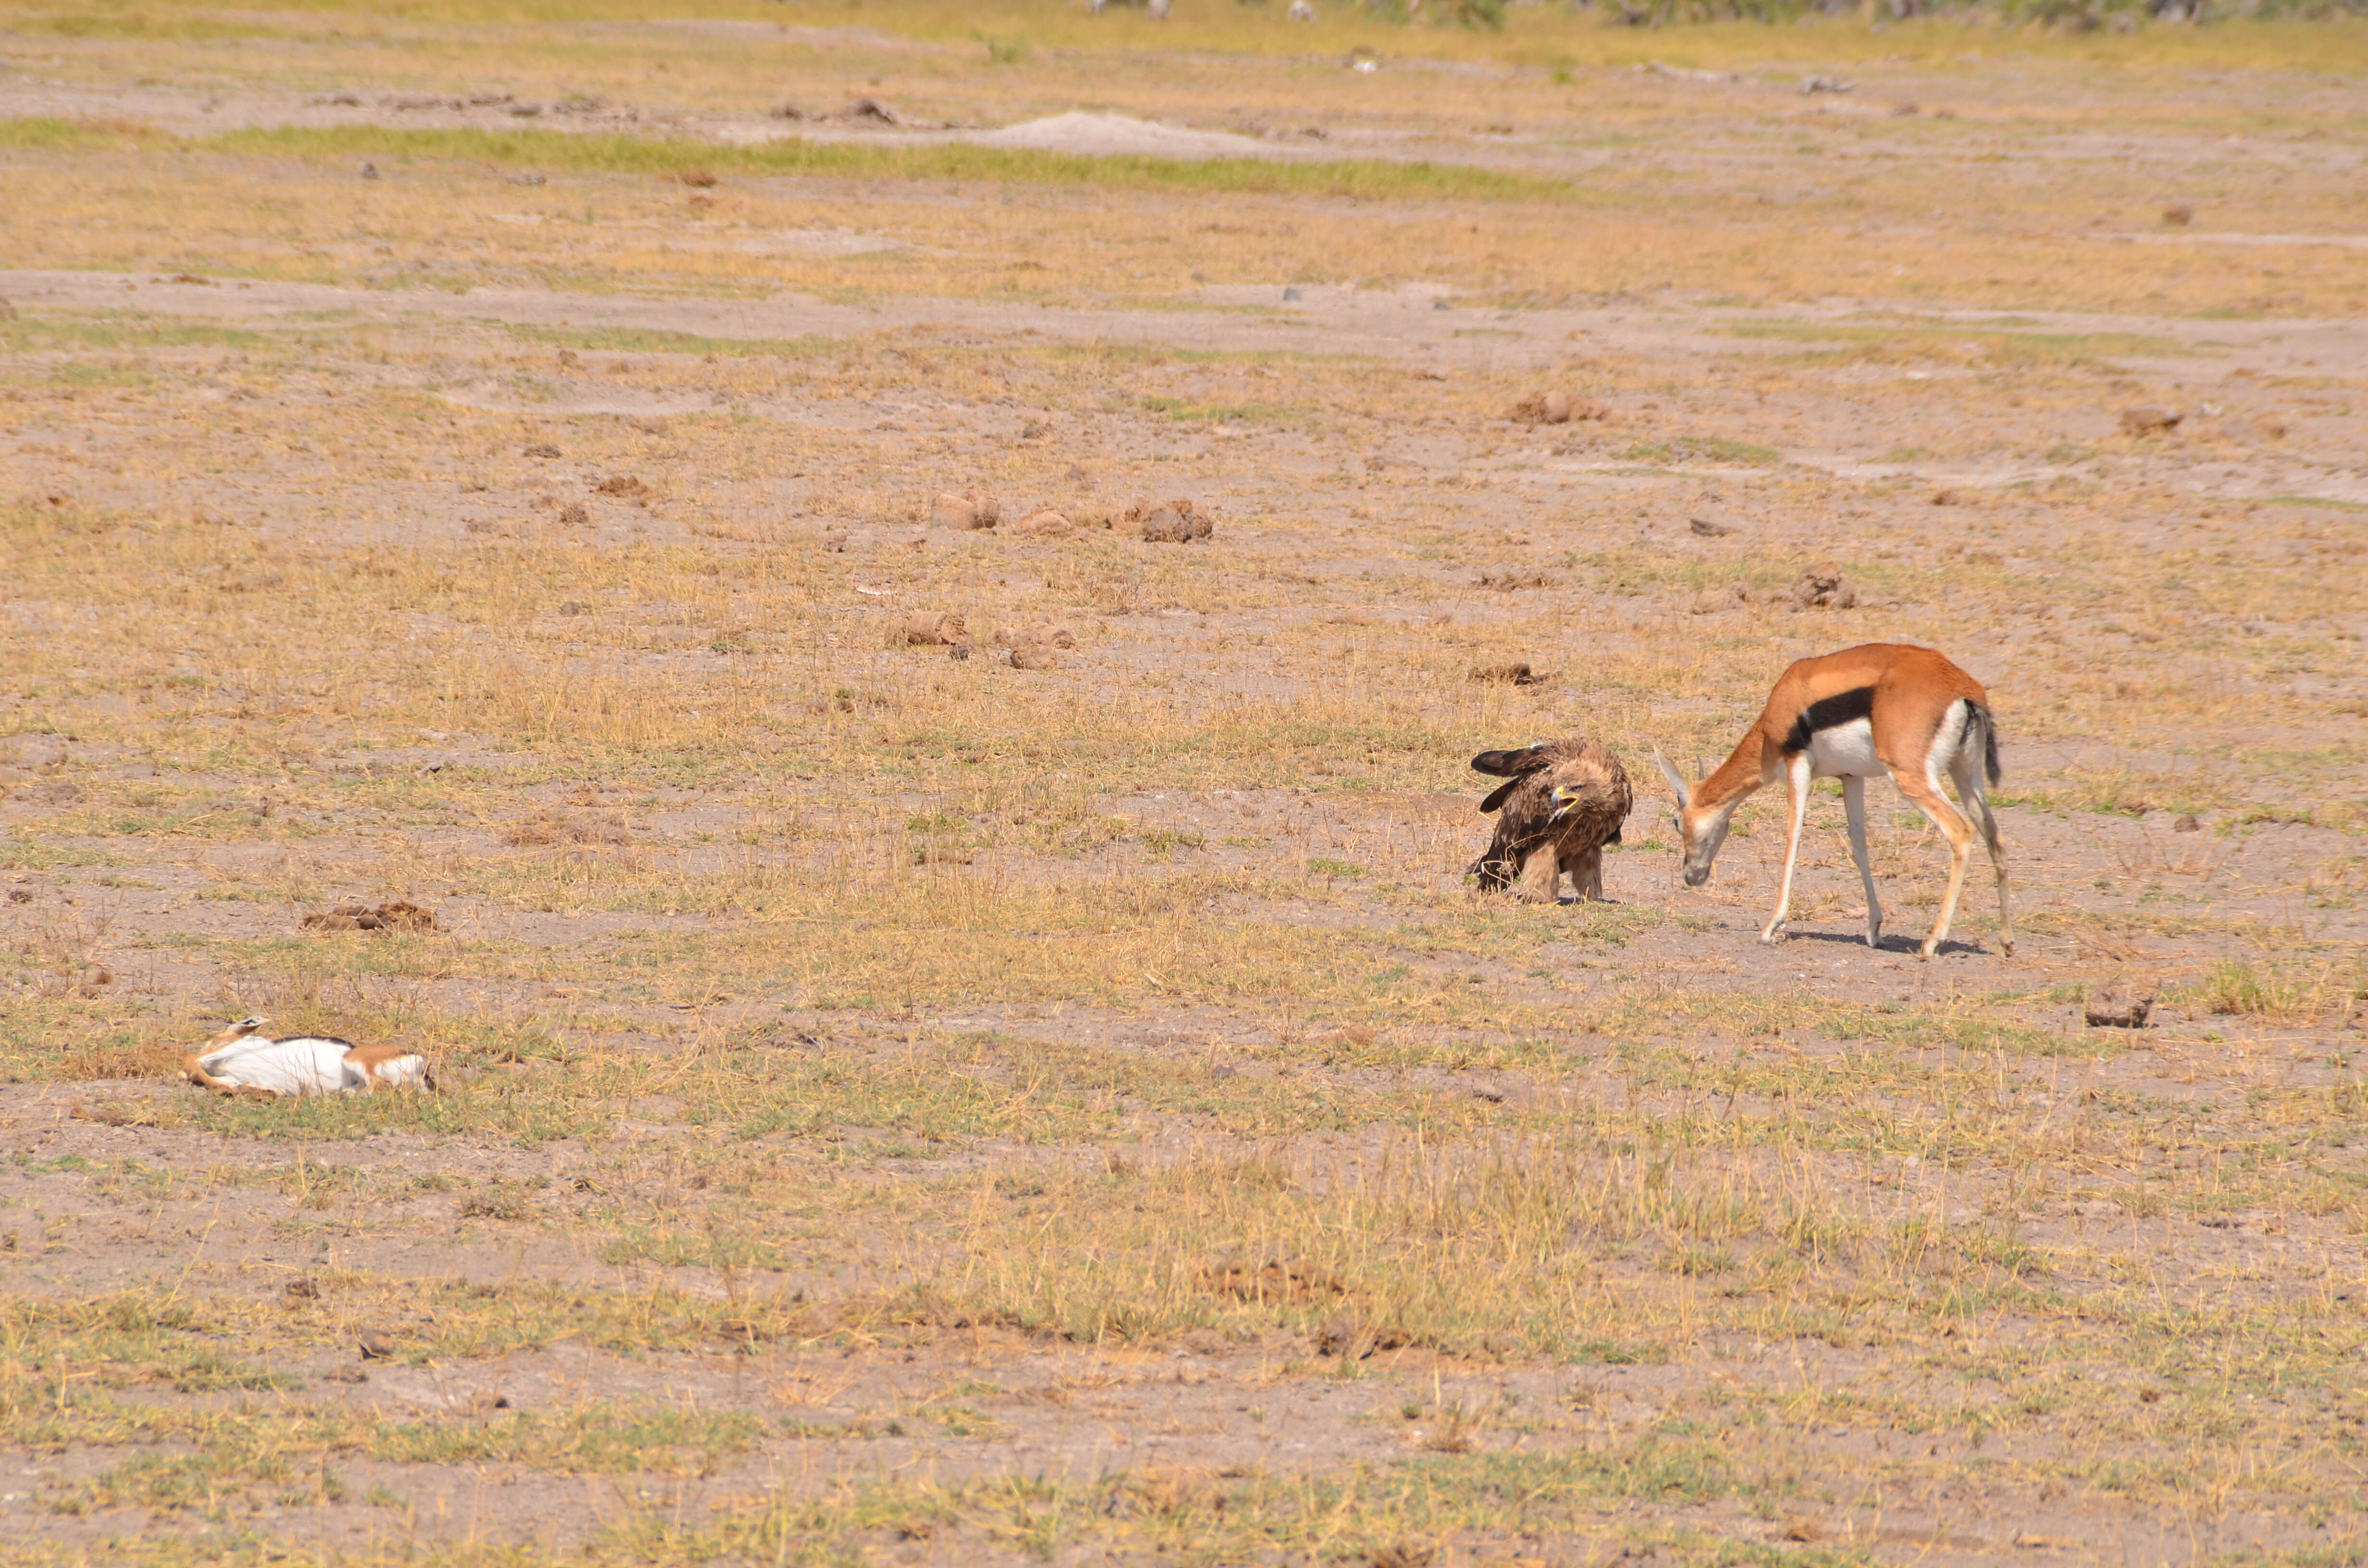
<box><xmin>2</xmin><ymin>2</ymin><xmax>2368</xmax><ymax>1564</ymax></box>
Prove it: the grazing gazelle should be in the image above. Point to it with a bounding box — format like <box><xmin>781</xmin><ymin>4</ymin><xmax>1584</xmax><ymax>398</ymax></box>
<box><xmin>1653</xmin><ymin>643</ymin><xmax>2012</xmax><ymax>957</ymax></box>
<box><xmin>183</xmin><ymin>1017</ymin><xmax>435</xmax><ymax>1098</ymax></box>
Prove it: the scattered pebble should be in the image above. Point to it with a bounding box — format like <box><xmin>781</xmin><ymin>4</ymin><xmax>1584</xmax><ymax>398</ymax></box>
<box><xmin>1689</xmin><ymin>516</ymin><xmax>1733</xmax><ymax>537</ymax></box>
<box><xmin>2119</xmin><ymin>406</ymin><xmax>2182</xmax><ymax>435</ymax></box>
<box><xmin>2162</xmin><ymin>203</ymin><xmax>2194</xmax><ymax>227</ymax></box>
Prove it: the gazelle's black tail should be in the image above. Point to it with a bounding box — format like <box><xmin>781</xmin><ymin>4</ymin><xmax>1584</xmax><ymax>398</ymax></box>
<box><xmin>1968</xmin><ymin>702</ymin><xmax>2001</xmax><ymax>787</ymax></box>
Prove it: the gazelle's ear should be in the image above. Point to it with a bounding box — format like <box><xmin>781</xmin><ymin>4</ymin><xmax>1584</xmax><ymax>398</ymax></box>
<box><xmin>1653</xmin><ymin>749</ymin><xmax>1692</xmax><ymax>812</ymax></box>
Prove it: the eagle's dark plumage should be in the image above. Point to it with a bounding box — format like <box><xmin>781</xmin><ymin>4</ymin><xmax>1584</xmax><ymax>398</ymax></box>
<box><xmin>1467</xmin><ymin>738</ymin><xmax>1634</xmax><ymax>901</ymax></box>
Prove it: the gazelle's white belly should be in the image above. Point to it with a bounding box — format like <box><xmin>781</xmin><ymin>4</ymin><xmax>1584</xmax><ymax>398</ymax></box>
<box><xmin>1804</xmin><ymin>718</ymin><xmax>1881</xmax><ymax>780</ymax></box>
<box><xmin>196</xmin><ymin>1036</ymin><xmax>356</xmax><ymax>1096</ymax></box>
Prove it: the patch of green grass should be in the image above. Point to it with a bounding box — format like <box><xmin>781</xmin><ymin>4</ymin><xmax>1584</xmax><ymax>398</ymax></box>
<box><xmin>1620</xmin><ymin>436</ymin><xmax>1781</xmax><ymax>467</ymax></box>
<box><xmin>0</xmin><ymin>115</ymin><xmax>173</xmax><ymax>152</ymax></box>
<box><xmin>1723</xmin><ymin>318</ymin><xmax>2202</xmax><ymax>367</ymax></box>
<box><xmin>204</xmin><ymin>125</ymin><xmax>1579</xmax><ymax>205</ymax></box>
<box><xmin>502</xmin><ymin>322</ymin><xmax>835</xmax><ymax>359</ymax></box>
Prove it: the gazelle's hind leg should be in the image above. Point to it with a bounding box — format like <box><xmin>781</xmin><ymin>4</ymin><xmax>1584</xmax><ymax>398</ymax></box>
<box><xmin>1516</xmin><ymin>843</ymin><xmax>1562</xmax><ymax>903</ymax></box>
<box><xmin>1950</xmin><ymin>751</ymin><xmax>2014</xmax><ymax>956</ymax></box>
<box><xmin>1892</xmin><ymin>767</ymin><xmax>1978</xmax><ymax>957</ymax></box>
<box><xmin>1761</xmin><ymin>753</ymin><xmax>1813</xmax><ymax>944</ymax></box>
<box><xmin>1841</xmin><ymin>774</ymin><xmax>1882</xmax><ymax>949</ymax></box>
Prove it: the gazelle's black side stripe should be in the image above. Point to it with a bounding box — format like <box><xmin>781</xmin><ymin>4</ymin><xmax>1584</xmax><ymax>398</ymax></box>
<box><xmin>1781</xmin><ymin>686</ymin><xmax>1875</xmax><ymax>755</ymax></box>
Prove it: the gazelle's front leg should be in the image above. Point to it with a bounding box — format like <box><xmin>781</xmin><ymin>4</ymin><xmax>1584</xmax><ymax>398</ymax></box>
<box><xmin>1841</xmin><ymin>774</ymin><xmax>1882</xmax><ymax>949</ymax></box>
<box><xmin>1760</xmin><ymin>753</ymin><xmax>1813</xmax><ymax>944</ymax></box>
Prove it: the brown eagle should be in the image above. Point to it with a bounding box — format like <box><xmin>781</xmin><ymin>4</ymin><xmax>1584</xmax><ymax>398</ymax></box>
<box><xmin>1466</xmin><ymin>738</ymin><xmax>1634</xmax><ymax>902</ymax></box>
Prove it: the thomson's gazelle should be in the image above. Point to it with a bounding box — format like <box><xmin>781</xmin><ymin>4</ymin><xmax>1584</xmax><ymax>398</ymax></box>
<box><xmin>1654</xmin><ymin>643</ymin><xmax>2012</xmax><ymax>957</ymax></box>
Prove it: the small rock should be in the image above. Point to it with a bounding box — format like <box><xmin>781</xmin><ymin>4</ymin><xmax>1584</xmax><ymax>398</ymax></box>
<box><xmin>904</xmin><ymin>611</ymin><xmax>968</xmax><ymax>646</ymax></box>
<box><xmin>1008</xmin><ymin>645</ymin><xmax>1058</xmax><ymax>671</ymax></box>
<box><xmin>1468</xmin><ymin>662</ymin><xmax>1544</xmax><ymax>686</ymax></box>
<box><xmin>2162</xmin><ymin>203</ymin><xmax>2193</xmax><ymax>227</ymax></box>
<box><xmin>557</xmin><ymin>600</ymin><xmax>590</xmax><ymax>616</ymax></box>
<box><xmin>2172</xmin><ymin>813</ymin><xmax>2200</xmax><ymax>833</ymax></box>
<box><xmin>1931</xmin><ymin>487</ymin><xmax>1960</xmax><ymax>506</ymax></box>
<box><xmin>771</xmin><ymin>102</ymin><xmax>806</xmax><ymax>121</ymax></box>
<box><xmin>2120</xmin><ymin>406</ymin><xmax>2182</xmax><ymax>436</ymax></box>
<box><xmin>594</xmin><ymin>474</ymin><xmax>646</xmax><ymax>497</ymax></box>
<box><xmin>1688</xmin><ymin>516</ymin><xmax>1733</xmax><ymax>537</ymax></box>
<box><xmin>523</xmin><ymin>442</ymin><xmax>561</xmax><ymax>459</ymax></box>
<box><xmin>1802</xmin><ymin>75</ymin><xmax>1853</xmax><ymax>93</ymax></box>
<box><xmin>358</xmin><ymin>160</ymin><xmax>381</xmax><ymax>180</ymax></box>
<box><xmin>677</xmin><ymin>167</ymin><xmax>718</xmax><ymax>188</ymax></box>
<box><xmin>844</xmin><ymin>97</ymin><xmax>900</xmax><ymax>124</ymax></box>
<box><xmin>1789</xmin><ymin>568</ymin><xmax>1857</xmax><ymax>610</ymax></box>
<box><xmin>1012</xmin><ymin>507</ymin><xmax>1073</xmax><ymax>537</ymax></box>
<box><xmin>1282</xmin><ymin>286</ymin><xmax>1303</xmax><ymax>302</ymax></box>
<box><xmin>949</xmin><ymin>639</ymin><xmax>973</xmax><ymax>662</ymax></box>
<box><xmin>557</xmin><ymin>502</ymin><xmax>589</xmax><ymax>526</ymax></box>
<box><xmin>2084</xmin><ymin>978</ymin><xmax>2158</xmax><ymax>1029</ymax></box>
<box><xmin>5</xmin><ymin>890</ymin><xmax>29</xmax><ymax>905</ymax></box>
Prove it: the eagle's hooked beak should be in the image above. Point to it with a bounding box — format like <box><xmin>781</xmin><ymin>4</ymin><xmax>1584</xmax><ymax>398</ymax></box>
<box><xmin>1546</xmin><ymin>785</ymin><xmax>1580</xmax><ymax>823</ymax></box>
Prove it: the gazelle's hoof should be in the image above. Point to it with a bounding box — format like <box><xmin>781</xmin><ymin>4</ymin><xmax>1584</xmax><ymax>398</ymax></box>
<box><xmin>1865</xmin><ymin>927</ymin><xmax>1882</xmax><ymax>949</ymax></box>
<box><xmin>1917</xmin><ymin>941</ymin><xmax>1938</xmax><ymax>958</ymax></box>
<box><xmin>1758</xmin><ymin>928</ymin><xmax>1788</xmax><ymax>946</ymax></box>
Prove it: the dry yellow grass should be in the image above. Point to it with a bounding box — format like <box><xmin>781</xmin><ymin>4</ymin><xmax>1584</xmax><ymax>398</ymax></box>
<box><xmin>2</xmin><ymin>5</ymin><xmax>2367</xmax><ymax>1565</ymax></box>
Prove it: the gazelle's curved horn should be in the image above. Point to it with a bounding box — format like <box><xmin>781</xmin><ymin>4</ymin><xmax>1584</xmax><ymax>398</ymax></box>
<box><xmin>1652</xmin><ymin>748</ymin><xmax>1692</xmax><ymax>811</ymax></box>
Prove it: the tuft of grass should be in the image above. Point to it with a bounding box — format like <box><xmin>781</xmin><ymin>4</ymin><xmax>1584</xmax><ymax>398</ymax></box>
<box><xmin>203</xmin><ymin>125</ymin><xmax>1579</xmax><ymax>205</ymax></box>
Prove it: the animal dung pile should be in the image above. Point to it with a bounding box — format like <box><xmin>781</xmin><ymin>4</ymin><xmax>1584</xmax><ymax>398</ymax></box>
<box><xmin>1509</xmin><ymin>390</ymin><xmax>1608</xmax><ymax>426</ymax></box>
<box><xmin>904</xmin><ymin>610</ymin><xmax>968</xmax><ymax>646</ymax></box>
<box><xmin>503</xmin><ymin>808</ymin><xmax>629</xmax><ymax>846</ymax></box>
<box><xmin>1468</xmin><ymin>662</ymin><xmax>1546</xmax><ymax>686</ymax></box>
<box><xmin>2084</xmin><ymin>978</ymin><xmax>2158</xmax><ymax>1029</ymax></box>
<box><xmin>184</xmin><ymin>1017</ymin><xmax>434</xmax><ymax>1097</ymax></box>
<box><xmin>999</xmin><ymin>623</ymin><xmax>1077</xmax><ymax>669</ymax></box>
<box><xmin>1688</xmin><ymin>584</ymin><xmax>1751</xmax><ymax>615</ymax></box>
<box><xmin>300</xmin><ymin>900</ymin><xmax>438</xmax><ymax>933</ymax></box>
<box><xmin>2120</xmin><ymin>406</ymin><xmax>2183</xmax><ymax>435</ymax></box>
<box><xmin>1129</xmin><ymin>496</ymin><xmax>1211</xmax><ymax>542</ymax></box>
<box><xmin>1789</xmin><ymin>567</ymin><xmax>1857</xmax><ymax>609</ymax></box>
<box><xmin>929</xmin><ymin>489</ymin><xmax>1000</xmax><ymax>529</ymax></box>
<box><xmin>1011</xmin><ymin>507</ymin><xmax>1074</xmax><ymax>537</ymax></box>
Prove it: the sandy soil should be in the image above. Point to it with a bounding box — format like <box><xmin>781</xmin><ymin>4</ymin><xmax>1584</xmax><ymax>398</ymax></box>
<box><xmin>4</xmin><ymin>24</ymin><xmax>2368</xmax><ymax>1566</ymax></box>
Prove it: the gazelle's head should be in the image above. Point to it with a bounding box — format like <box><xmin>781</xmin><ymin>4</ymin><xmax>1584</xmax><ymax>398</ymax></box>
<box><xmin>1653</xmin><ymin>750</ymin><xmax>1730</xmax><ymax>888</ymax></box>
<box><xmin>206</xmin><ymin>1016</ymin><xmax>269</xmax><ymax>1049</ymax></box>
